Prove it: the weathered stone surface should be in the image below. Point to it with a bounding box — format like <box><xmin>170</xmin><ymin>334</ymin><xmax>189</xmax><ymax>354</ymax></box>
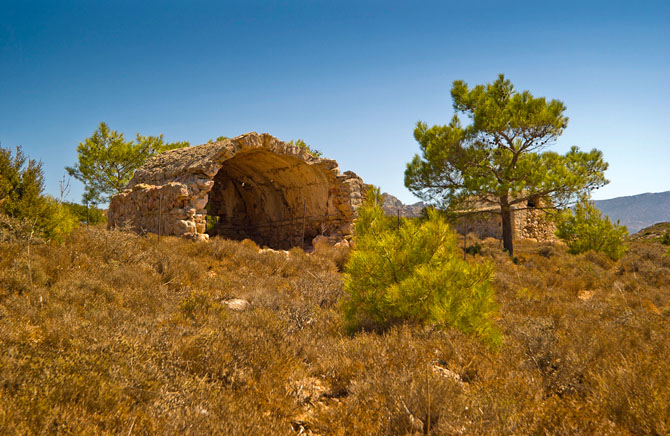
<box><xmin>108</xmin><ymin>132</ymin><xmax>364</xmax><ymax>247</ymax></box>
<box><xmin>223</xmin><ymin>298</ymin><xmax>250</xmax><ymax>311</ymax></box>
<box><xmin>312</xmin><ymin>235</ymin><xmax>329</xmax><ymax>247</ymax></box>
<box><xmin>452</xmin><ymin>196</ymin><xmax>557</xmax><ymax>242</ymax></box>
<box><xmin>383</xmin><ymin>192</ymin><xmax>556</xmax><ymax>242</ymax></box>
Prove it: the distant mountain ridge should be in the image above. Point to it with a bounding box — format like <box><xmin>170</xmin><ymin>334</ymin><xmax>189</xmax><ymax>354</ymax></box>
<box><xmin>593</xmin><ymin>191</ymin><xmax>670</xmax><ymax>234</ymax></box>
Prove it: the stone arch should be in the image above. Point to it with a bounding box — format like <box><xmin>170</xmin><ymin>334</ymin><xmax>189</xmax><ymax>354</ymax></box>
<box><xmin>207</xmin><ymin>149</ymin><xmax>334</xmax><ymax>248</ymax></box>
<box><xmin>108</xmin><ymin>133</ymin><xmax>364</xmax><ymax>248</ymax></box>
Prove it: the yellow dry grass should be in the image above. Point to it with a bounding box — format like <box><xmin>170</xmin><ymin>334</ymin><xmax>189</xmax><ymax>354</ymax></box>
<box><xmin>0</xmin><ymin>225</ymin><xmax>668</xmax><ymax>435</ymax></box>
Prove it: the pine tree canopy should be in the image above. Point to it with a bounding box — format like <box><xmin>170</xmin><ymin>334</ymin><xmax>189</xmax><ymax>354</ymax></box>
<box><xmin>66</xmin><ymin>122</ymin><xmax>189</xmax><ymax>204</ymax></box>
<box><xmin>405</xmin><ymin>74</ymin><xmax>609</xmax><ymax>256</ymax></box>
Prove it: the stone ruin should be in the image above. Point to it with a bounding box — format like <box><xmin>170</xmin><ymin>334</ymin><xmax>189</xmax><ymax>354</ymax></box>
<box><xmin>380</xmin><ymin>193</ymin><xmax>556</xmax><ymax>242</ymax></box>
<box><xmin>108</xmin><ymin>131</ymin><xmax>555</xmax><ymax>248</ymax></box>
<box><xmin>452</xmin><ymin>196</ymin><xmax>557</xmax><ymax>242</ymax></box>
<box><xmin>108</xmin><ymin>133</ymin><xmax>365</xmax><ymax>248</ymax></box>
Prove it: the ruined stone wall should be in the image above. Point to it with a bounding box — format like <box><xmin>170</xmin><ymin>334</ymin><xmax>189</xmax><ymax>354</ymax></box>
<box><xmin>108</xmin><ymin>133</ymin><xmax>364</xmax><ymax>247</ymax></box>
<box><xmin>516</xmin><ymin>208</ymin><xmax>557</xmax><ymax>242</ymax></box>
<box><xmin>453</xmin><ymin>205</ymin><xmax>556</xmax><ymax>242</ymax></box>
<box><xmin>453</xmin><ymin>211</ymin><xmax>503</xmax><ymax>240</ymax></box>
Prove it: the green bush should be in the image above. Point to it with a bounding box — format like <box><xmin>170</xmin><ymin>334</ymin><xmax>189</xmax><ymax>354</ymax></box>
<box><xmin>62</xmin><ymin>201</ymin><xmax>107</xmax><ymax>225</ymax></box>
<box><xmin>42</xmin><ymin>197</ymin><xmax>79</xmax><ymax>243</ymax></box>
<box><xmin>661</xmin><ymin>231</ymin><xmax>670</xmax><ymax>246</ymax></box>
<box><xmin>341</xmin><ymin>187</ymin><xmax>501</xmax><ymax>346</ymax></box>
<box><xmin>0</xmin><ymin>146</ymin><xmax>78</xmax><ymax>242</ymax></box>
<box><xmin>555</xmin><ymin>199</ymin><xmax>628</xmax><ymax>261</ymax></box>
<box><xmin>465</xmin><ymin>243</ymin><xmax>482</xmax><ymax>256</ymax></box>
<box><xmin>288</xmin><ymin>139</ymin><xmax>322</xmax><ymax>157</ymax></box>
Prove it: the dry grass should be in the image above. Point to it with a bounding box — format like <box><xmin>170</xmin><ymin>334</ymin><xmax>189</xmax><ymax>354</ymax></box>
<box><xmin>0</xmin><ymin>226</ymin><xmax>668</xmax><ymax>435</ymax></box>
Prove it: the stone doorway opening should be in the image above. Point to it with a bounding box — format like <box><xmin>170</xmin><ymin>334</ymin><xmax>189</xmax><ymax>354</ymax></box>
<box><xmin>205</xmin><ymin>149</ymin><xmax>331</xmax><ymax>249</ymax></box>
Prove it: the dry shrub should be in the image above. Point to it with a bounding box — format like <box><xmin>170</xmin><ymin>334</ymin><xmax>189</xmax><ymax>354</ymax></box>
<box><xmin>0</xmin><ymin>214</ymin><xmax>39</xmax><ymax>243</ymax></box>
<box><xmin>240</xmin><ymin>238</ymin><xmax>260</xmax><ymax>251</ymax></box>
<box><xmin>0</xmin><ymin>226</ymin><xmax>668</xmax><ymax>435</ymax></box>
<box><xmin>579</xmin><ymin>249</ymin><xmax>615</xmax><ymax>270</ymax></box>
<box><xmin>312</xmin><ymin>237</ymin><xmax>351</xmax><ymax>272</ymax></box>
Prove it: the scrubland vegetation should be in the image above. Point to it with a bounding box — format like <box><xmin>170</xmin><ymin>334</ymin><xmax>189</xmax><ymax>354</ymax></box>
<box><xmin>555</xmin><ymin>199</ymin><xmax>629</xmax><ymax>261</ymax></box>
<box><xmin>0</xmin><ymin>147</ymin><xmax>78</xmax><ymax>243</ymax></box>
<box><xmin>1</xmin><ymin>219</ymin><xmax>668</xmax><ymax>435</ymax></box>
<box><xmin>0</xmin><ymin>75</ymin><xmax>666</xmax><ymax>434</ymax></box>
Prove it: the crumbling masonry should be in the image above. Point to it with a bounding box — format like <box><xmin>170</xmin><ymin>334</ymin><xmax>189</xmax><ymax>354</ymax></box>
<box><xmin>452</xmin><ymin>196</ymin><xmax>557</xmax><ymax>242</ymax></box>
<box><xmin>108</xmin><ymin>133</ymin><xmax>365</xmax><ymax>248</ymax></box>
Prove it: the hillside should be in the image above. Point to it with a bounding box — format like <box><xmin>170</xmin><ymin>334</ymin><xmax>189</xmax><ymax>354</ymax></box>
<box><xmin>1</xmin><ymin>226</ymin><xmax>668</xmax><ymax>435</ymax></box>
<box><xmin>632</xmin><ymin>222</ymin><xmax>670</xmax><ymax>242</ymax></box>
<box><xmin>594</xmin><ymin>191</ymin><xmax>670</xmax><ymax>233</ymax></box>
<box><xmin>382</xmin><ymin>192</ymin><xmax>424</xmax><ymax>218</ymax></box>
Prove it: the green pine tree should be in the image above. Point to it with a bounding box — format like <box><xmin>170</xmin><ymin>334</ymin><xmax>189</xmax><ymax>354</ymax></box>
<box><xmin>341</xmin><ymin>186</ymin><xmax>501</xmax><ymax>346</ymax></box>
<box><xmin>66</xmin><ymin>122</ymin><xmax>189</xmax><ymax>204</ymax></box>
<box><xmin>405</xmin><ymin>74</ymin><xmax>609</xmax><ymax>257</ymax></box>
<box><xmin>0</xmin><ymin>146</ymin><xmax>77</xmax><ymax>242</ymax></box>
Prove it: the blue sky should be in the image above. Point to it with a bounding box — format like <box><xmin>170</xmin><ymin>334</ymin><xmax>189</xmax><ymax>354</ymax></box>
<box><xmin>1</xmin><ymin>0</ymin><xmax>668</xmax><ymax>204</ymax></box>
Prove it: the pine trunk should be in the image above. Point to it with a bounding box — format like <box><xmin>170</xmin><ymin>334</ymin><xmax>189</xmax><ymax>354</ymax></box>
<box><xmin>501</xmin><ymin>202</ymin><xmax>514</xmax><ymax>257</ymax></box>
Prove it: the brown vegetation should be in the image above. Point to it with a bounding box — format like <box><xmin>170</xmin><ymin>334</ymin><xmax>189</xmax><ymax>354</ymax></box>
<box><xmin>0</xmin><ymin>225</ymin><xmax>668</xmax><ymax>435</ymax></box>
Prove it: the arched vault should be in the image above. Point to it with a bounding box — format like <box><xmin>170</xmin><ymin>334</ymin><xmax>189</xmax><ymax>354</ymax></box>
<box><xmin>108</xmin><ymin>133</ymin><xmax>364</xmax><ymax>248</ymax></box>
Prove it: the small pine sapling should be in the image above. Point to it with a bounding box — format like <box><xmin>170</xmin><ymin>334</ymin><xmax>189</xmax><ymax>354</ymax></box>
<box><xmin>341</xmin><ymin>186</ymin><xmax>501</xmax><ymax>346</ymax></box>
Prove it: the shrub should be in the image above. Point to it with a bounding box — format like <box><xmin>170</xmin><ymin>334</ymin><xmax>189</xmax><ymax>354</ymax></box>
<box><xmin>465</xmin><ymin>242</ymin><xmax>482</xmax><ymax>256</ymax></box>
<box><xmin>0</xmin><ymin>214</ymin><xmax>35</xmax><ymax>243</ymax></box>
<box><xmin>313</xmin><ymin>237</ymin><xmax>351</xmax><ymax>272</ymax></box>
<box><xmin>0</xmin><ymin>146</ymin><xmax>78</xmax><ymax>242</ymax></box>
<box><xmin>341</xmin><ymin>187</ymin><xmax>501</xmax><ymax>345</ymax></box>
<box><xmin>0</xmin><ymin>146</ymin><xmax>44</xmax><ymax>219</ymax></box>
<box><xmin>41</xmin><ymin>197</ymin><xmax>78</xmax><ymax>243</ymax></box>
<box><xmin>555</xmin><ymin>199</ymin><xmax>628</xmax><ymax>261</ymax></box>
<box><xmin>661</xmin><ymin>231</ymin><xmax>670</xmax><ymax>246</ymax></box>
<box><xmin>62</xmin><ymin>202</ymin><xmax>107</xmax><ymax>225</ymax></box>
<box><xmin>288</xmin><ymin>139</ymin><xmax>322</xmax><ymax>157</ymax></box>
<box><xmin>205</xmin><ymin>214</ymin><xmax>219</xmax><ymax>233</ymax></box>
<box><xmin>0</xmin><ymin>220</ymin><xmax>668</xmax><ymax>434</ymax></box>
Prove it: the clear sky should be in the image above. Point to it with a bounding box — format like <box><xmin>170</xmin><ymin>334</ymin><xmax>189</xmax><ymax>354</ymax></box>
<box><xmin>2</xmin><ymin>0</ymin><xmax>668</xmax><ymax>204</ymax></box>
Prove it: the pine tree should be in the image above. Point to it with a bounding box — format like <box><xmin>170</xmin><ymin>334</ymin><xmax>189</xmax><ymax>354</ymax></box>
<box><xmin>341</xmin><ymin>187</ymin><xmax>501</xmax><ymax>346</ymax></box>
<box><xmin>66</xmin><ymin>122</ymin><xmax>189</xmax><ymax>204</ymax></box>
<box><xmin>405</xmin><ymin>74</ymin><xmax>609</xmax><ymax>256</ymax></box>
